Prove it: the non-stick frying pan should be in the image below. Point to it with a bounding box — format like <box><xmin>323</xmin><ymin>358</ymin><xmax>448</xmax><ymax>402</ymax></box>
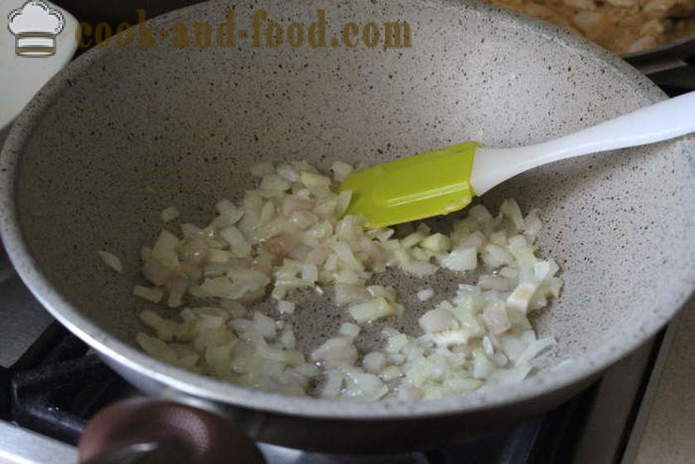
<box><xmin>1</xmin><ymin>0</ymin><xmax>694</xmax><ymax>458</ymax></box>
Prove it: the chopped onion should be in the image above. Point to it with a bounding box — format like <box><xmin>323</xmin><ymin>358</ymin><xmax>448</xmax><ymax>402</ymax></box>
<box><xmin>129</xmin><ymin>160</ymin><xmax>562</xmax><ymax>401</ymax></box>
<box><xmin>98</xmin><ymin>250</ymin><xmax>123</xmax><ymax>273</ymax></box>
<box><xmin>151</xmin><ymin>229</ymin><xmax>180</xmax><ymax>269</ymax></box>
<box><xmin>515</xmin><ymin>337</ymin><xmax>555</xmax><ymax>366</ymax></box>
<box><xmin>133</xmin><ymin>285</ymin><xmax>164</xmax><ymax>303</ymax></box>
<box><xmin>380</xmin><ymin>365</ymin><xmax>402</xmax><ymax>381</ymax></box>
<box><xmin>342</xmin><ymin>369</ymin><xmax>388</xmax><ymax>400</ymax></box>
<box><xmin>311</xmin><ymin>337</ymin><xmax>358</xmax><ymax>368</ymax></box>
<box><xmin>320</xmin><ymin>369</ymin><xmax>344</xmax><ymax>398</ymax></box>
<box><xmin>349</xmin><ymin>298</ymin><xmax>396</xmax><ymax>323</ymax></box>
<box><xmin>487</xmin><ymin>363</ymin><xmax>533</xmax><ymax>386</ymax></box>
<box><xmin>482</xmin><ymin>299</ymin><xmax>511</xmax><ymax>335</ymax></box>
<box><xmin>420</xmin><ymin>233</ymin><xmax>451</xmax><ymax>253</ymax></box>
<box><xmin>334</xmin><ymin>283</ymin><xmax>371</xmax><ymax>306</ymax></box>
<box><xmin>418</xmin><ymin>308</ymin><xmax>456</xmax><ymax>333</ymax></box>
<box><xmin>339</xmin><ymin>322</ymin><xmax>361</xmax><ymax>338</ymax></box>
<box><xmin>478</xmin><ymin>275</ymin><xmax>515</xmax><ymax>292</ymax></box>
<box><xmin>362</xmin><ymin>352</ymin><xmax>387</xmax><ymax>373</ymax></box>
<box><xmin>330</xmin><ymin>161</ymin><xmax>353</xmax><ymax>182</ymax></box>
<box><xmin>440</xmin><ymin>247</ymin><xmax>477</xmax><ymax>272</ymax></box>
<box><xmin>161</xmin><ymin>206</ymin><xmax>180</xmax><ymax>223</ymax></box>
<box><xmin>500</xmin><ymin>199</ymin><xmax>525</xmax><ymax>230</ymax></box>
<box><xmin>417</xmin><ymin>288</ymin><xmax>434</xmax><ymax>301</ymax></box>
<box><xmin>219</xmin><ymin>227</ymin><xmax>251</xmax><ymax>258</ymax></box>
<box><xmin>277</xmin><ymin>300</ymin><xmax>295</xmax><ymax>315</ymax></box>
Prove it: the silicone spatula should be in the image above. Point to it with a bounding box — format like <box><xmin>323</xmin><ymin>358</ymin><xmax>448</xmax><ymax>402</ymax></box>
<box><xmin>337</xmin><ymin>91</ymin><xmax>695</xmax><ymax>228</ymax></box>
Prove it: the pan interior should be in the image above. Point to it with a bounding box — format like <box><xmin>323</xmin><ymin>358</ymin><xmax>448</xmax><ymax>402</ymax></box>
<box><xmin>8</xmin><ymin>0</ymin><xmax>694</xmax><ymax>411</ymax></box>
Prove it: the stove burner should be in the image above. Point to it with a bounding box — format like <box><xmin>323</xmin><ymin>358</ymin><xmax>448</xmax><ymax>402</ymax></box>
<box><xmin>10</xmin><ymin>325</ymin><xmax>131</xmax><ymax>444</ymax></box>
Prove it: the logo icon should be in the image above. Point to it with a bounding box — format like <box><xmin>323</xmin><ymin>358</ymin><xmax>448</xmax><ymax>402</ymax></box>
<box><xmin>8</xmin><ymin>0</ymin><xmax>65</xmax><ymax>57</ymax></box>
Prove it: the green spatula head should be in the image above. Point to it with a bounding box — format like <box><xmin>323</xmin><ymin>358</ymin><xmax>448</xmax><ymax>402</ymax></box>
<box><xmin>337</xmin><ymin>142</ymin><xmax>479</xmax><ymax>228</ymax></box>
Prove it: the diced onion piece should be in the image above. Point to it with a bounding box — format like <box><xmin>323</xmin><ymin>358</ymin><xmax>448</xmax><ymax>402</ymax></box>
<box><xmin>499</xmin><ymin>329</ymin><xmax>537</xmax><ymax>363</ymax></box>
<box><xmin>515</xmin><ymin>337</ymin><xmax>555</xmax><ymax>366</ymax></box>
<box><xmin>420</xmin><ymin>233</ymin><xmax>451</xmax><ymax>253</ymax></box>
<box><xmin>401</xmin><ymin>231</ymin><xmax>427</xmax><ymax>249</ymax></box>
<box><xmin>385</xmin><ymin>333</ymin><xmax>409</xmax><ymax>353</ymax></box>
<box><xmin>261</xmin><ymin>174</ymin><xmax>291</xmax><ymax>192</ymax></box>
<box><xmin>481</xmin><ymin>244</ymin><xmax>514</xmax><ymax>268</ymax></box>
<box><xmin>330</xmin><ymin>161</ymin><xmax>354</xmax><ymax>182</ymax></box>
<box><xmin>468</xmin><ymin>204</ymin><xmax>493</xmax><ymax>222</ymax></box>
<box><xmin>98</xmin><ymin>250</ymin><xmax>123</xmax><ymax>273</ymax></box>
<box><xmin>277</xmin><ymin>300</ymin><xmax>295</xmax><ymax>315</ymax></box>
<box><xmin>349</xmin><ymin>298</ymin><xmax>396</xmax><ymax>323</ymax></box>
<box><xmin>500</xmin><ymin>199</ymin><xmax>525</xmax><ymax>230</ymax></box>
<box><xmin>151</xmin><ymin>229</ymin><xmax>180</xmax><ymax>268</ymax></box>
<box><xmin>320</xmin><ymin>369</ymin><xmax>344</xmax><ymax>398</ymax></box>
<box><xmin>507</xmin><ymin>282</ymin><xmax>541</xmax><ymax>314</ymax></box>
<box><xmin>362</xmin><ymin>352</ymin><xmax>387</xmax><ymax>373</ymax></box>
<box><xmin>472</xmin><ymin>349</ymin><xmax>496</xmax><ymax>379</ymax></box>
<box><xmin>417</xmin><ymin>288</ymin><xmax>434</xmax><ymax>301</ymax></box>
<box><xmin>276</xmin><ymin>163</ymin><xmax>299</xmax><ymax>182</ymax></box>
<box><xmin>432</xmin><ymin>329</ymin><xmax>472</xmax><ymax>346</ymax></box>
<box><xmin>380</xmin><ymin>365</ymin><xmax>402</xmax><ymax>381</ymax></box>
<box><xmin>450</xmin><ymin>304</ymin><xmax>484</xmax><ymax>337</ymax></box>
<box><xmin>335</xmin><ymin>191</ymin><xmax>352</xmax><ymax>218</ymax></box>
<box><xmin>334</xmin><ymin>283</ymin><xmax>371</xmax><ymax>306</ymax></box>
<box><xmin>487</xmin><ymin>363</ymin><xmax>533</xmax><ymax>386</ymax></box>
<box><xmin>482</xmin><ymin>336</ymin><xmax>495</xmax><ymax>357</ymax></box>
<box><xmin>219</xmin><ymin>226</ymin><xmax>251</xmax><ymax>258</ymax></box>
<box><xmin>482</xmin><ymin>300</ymin><xmax>511</xmax><ymax>335</ymax></box>
<box><xmin>161</xmin><ymin>206</ymin><xmax>180</xmax><ymax>223</ymax></box>
<box><xmin>458</xmin><ymin>231</ymin><xmax>486</xmax><ymax>252</ymax></box>
<box><xmin>139</xmin><ymin>309</ymin><xmax>177</xmax><ymax>341</ymax></box>
<box><xmin>507</xmin><ymin>307</ymin><xmax>533</xmax><ymax>330</ymax></box>
<box><xmin>207</xmin><ymin>249</ymin><xmax>234</xmax><ymax>263</ymax></box>
<box><xmin>397</xmin><ymin>382</ymin><xmax>424</xmax><ymax>400</ymax></box>
<box><xmin>441</xmin><ymin>247</ymin><xmax>477</xmax><ymax>272</ymax></box>
<box><xmin>300</xmin><ymin>171</ymin><xmax>331</xmax><ymax>188</ymax></box>
<box><xmin>444</xmin><ymin>376</ymin><xmax>483</xmax><ymax>394</ymax></box>
<box><xmin>367</xmin><ymin>285</ymin><xmax>397</xmax><ymax>301</ymax></box>
<box><xmin>311</xmin><ymin>337</ymin><xmax>358</xmax><ymax>368</ymax></box>
<box><xmin>343</xmin><ymin>370</ymin><xmax>388</xmax><ymax>400</ymax></box>
<box><xmin>419</xmin><ymin>308</ymin><xmax>456</xmax><ymax>333</ymax></box>
<box><xmin>133</xmin><ymin>285</ymin><xmax>164</xmax><ymax>303</ymax></box>
<box><xmin>137</xmin><ymin>333</ymin><xmax>176</xmax><ymax>363</ymax></box>
<box><xmin>401</xmin><ymin>260</ymin><xmax>438</xmax><ymax>277</ymax></box>
<box><xmin>215</xmin><ymin>200</ymin><xmax>244</xmax><ymax>224</ymax></box>
<box><xmin>252</xmin><ymin>312</ymin><xmax>277</xmax><ymax>339</ymax></box>
<box><xmin>339</xmin><ymin>322</ymin><xmax>361</xmax><ymax>338</ymax></box>
<box><xmin>258</xmin><ymin>201</ymin><xmax>276</xmax><ymax>227</ymax></box>
<box><xmin>524</xmin><ymin>209</ymin><xmax>542</xmax><ymax>240</ymax></box>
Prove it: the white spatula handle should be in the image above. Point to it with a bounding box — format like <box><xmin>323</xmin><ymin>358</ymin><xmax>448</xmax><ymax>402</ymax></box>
<box><xmin>471</xmin><ymin>91</ymin><xmax>695</xmax><ymax>194</ymax></box>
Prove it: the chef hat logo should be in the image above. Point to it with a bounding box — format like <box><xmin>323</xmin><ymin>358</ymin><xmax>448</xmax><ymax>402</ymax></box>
<box><xmin>8</xmin><ymin>1</ymin><xmax>65</xmax><ymax>57</ymax></box>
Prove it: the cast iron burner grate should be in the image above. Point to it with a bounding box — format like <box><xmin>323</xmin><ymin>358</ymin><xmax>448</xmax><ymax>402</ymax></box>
<box><xmin>5</xmin><ymin>322</ymin><xmax>597</xmax><ymax>463</ymax></box>
<box><xmin>8</xmin><ymin>325</ymin><xmax>132</xmax><ymax>445</ymax></box>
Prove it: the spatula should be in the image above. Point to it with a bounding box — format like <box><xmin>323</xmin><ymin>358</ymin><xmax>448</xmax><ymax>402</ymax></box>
<box><xmin>338</xmin><ymin>91</ymin><xmax>695</xmax><ymax>228</ymax></box>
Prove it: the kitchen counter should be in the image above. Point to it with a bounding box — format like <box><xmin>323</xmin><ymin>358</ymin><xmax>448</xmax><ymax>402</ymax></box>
<box><xmin>628</xmin><ymin>298</ymin><xmax>695</xmax><ymax>464</ymax></box>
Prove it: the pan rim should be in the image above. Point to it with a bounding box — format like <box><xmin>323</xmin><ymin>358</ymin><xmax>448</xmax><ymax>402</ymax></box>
<box><xmin>1</xmin><ymin>0</ymin><xmax>693</xmax><ymax>420</ymax></box>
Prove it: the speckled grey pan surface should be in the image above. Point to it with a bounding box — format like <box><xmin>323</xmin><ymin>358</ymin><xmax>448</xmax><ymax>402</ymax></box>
<box><xmin>2</xmin><ymin>0</ymin><xmax>695</xmax><ymax>452</ymax></box>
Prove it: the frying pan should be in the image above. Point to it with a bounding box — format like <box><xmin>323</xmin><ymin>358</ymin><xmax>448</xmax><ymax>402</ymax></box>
<box><xmin>2</xmin><ymin>0</ymin><xmax>695</xmax><ymax>459</ymax></box>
